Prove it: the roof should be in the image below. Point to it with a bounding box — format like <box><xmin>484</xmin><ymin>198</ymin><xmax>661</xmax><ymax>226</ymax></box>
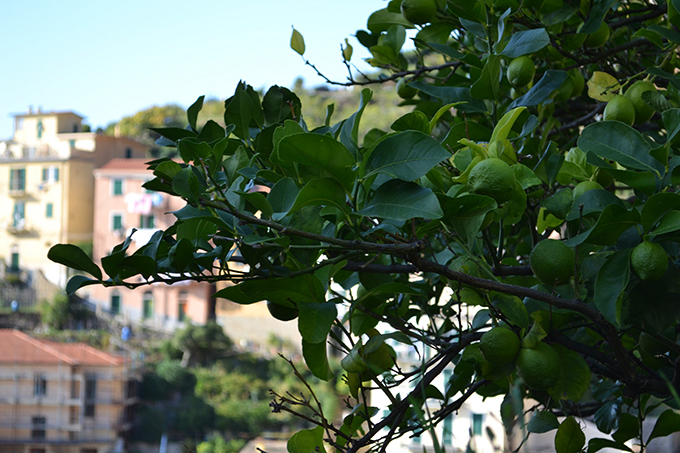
<box><xmin>0</xmin><ymin>330</ymin><xmax>124</xmax><ymax>366</ymax></box>
<box><xmin>96</xmin><ymin>158</ymin><xmax>152</xmax><ymax>172</ymax></box>
<box><xmin>13</xmin><ymin>111</ymin><xmax>84</xmax><ymax>119</ymax></box>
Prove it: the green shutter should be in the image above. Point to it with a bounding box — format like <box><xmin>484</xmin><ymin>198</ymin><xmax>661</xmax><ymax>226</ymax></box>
<box><xmin>46</xmin><ymin>203</ymin><xmax>53</xmax><ymax>218</ymax></box>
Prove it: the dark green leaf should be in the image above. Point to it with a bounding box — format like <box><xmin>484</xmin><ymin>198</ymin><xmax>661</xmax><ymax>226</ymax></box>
<box><xmin>579</xmin><ymin>122</ymin><xmax>663</xmax><ymax>175</ymax></box>
<box><xmin>509</xmin><ymin>70</ymin><xmax>569</xmax><ymax>109</ymax></box>
<box><xmin>391</xmin><ymin>111</ymin><xmax>430</xmax><ymax>133</ymax></box>
<box><xmin>48</xmin><ymin>244</ymin><xmax>102</xmax><ymax>280</ymax></box>
<box><xmin>527</xmin><ymin>410</ymin><xmax>559</xmax><ymax>433</ymax></box>
<box><xmin>470</xmin><ymin>55</ymin><xmax>502</xmax><ymax>100</ymax></box>
<box><xmin>594</xmin><ymin>250</ymin><xmax>631</xmax><ymax>327</ymax></box>
<box><xmin>302</xmin><ymin>339</ymin><xmax>333</xmax><ymax>381</ymax></box>
<box><xmin>587</xmin><ymin>438</ymin><xmax>632</xmax><ymax>453</ymax></box>
<box><xmin>359</xmin><ymin>180</ymin><xmax>443</xmax><ymax>221</ymax></box>
<box><xmin>648</xmin><ymin>409</ymin><xmax>680</xmax><ymax>442</ymax></box>
<box><xmin>408</xmin><ymin>82</ymin><xmax>488</xmax><ymax>113</ymax></box>
<box><xmin>224</xmin><ymin>82</ymin><xmax>255</xmax><ymax>141</ymax></box>
<box><xmin>288</xmin><ymin>178</ymin><xmax>348</xmax><ymax>217</ymax></box>
<box><xmin>549</xmin><ymin>344</ymin><xmax>591</xmax><ymax>401</ymax></box>
<box><xmin>501</xmin><ymin>28</ymin><xmax>550</xmax><ymax>58</ymax></box>
<box><xmin>187</xmin><ymin>95</ymin><xmax>204</xmax><ymax>132</ymax></box>
<box><xmin>440</xmin><ymin>194</ymin><xmax>497</xmax><ymax>247</ymax></box>
<box><xmin>366</xmin><ymin>8</ymin><xmax>413</xmax><ymax>34</ymax></box>
<box><xmin>364</xmin><ymin>131</ymin><xmax>450</xmax><ymax>181</ymax></box>
<box><xmin>580</xmin><ymin>0</ymin><xmax>617</xmax><ymax>33</ymax></box>
<box><xmin>65</xmin><ymin>275</ymin><xmax>101</xmax><ymax>296</ymax></box>
<box><xmin>298</xmin><ymin>300</ymin><xmax>337</xmax><ymax>345</ymax></box>
<box><xmin>555</xmin><ymin>416</ymin><xmax>586</xmax><ymax>453</ymax></box>
<box><xmin>593</xmin><ymin>399</ymin><xmax>621</xmax><ymax>434</ymax></box>
<box><xmin>493</xmin><ymin>296</ymin><xmax>530</xmax><ymax>329</ymax></box>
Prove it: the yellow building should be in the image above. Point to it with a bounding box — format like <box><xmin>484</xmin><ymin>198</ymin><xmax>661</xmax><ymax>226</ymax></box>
<box><xmin>0</xmin><ymin>329</ymin><xmax>137</xmax><ymax>453</ymax></box>
<box><xmin>0</xmin><ymin>110</ymin><xmax>146</xmax><ymax>287</ymax></box>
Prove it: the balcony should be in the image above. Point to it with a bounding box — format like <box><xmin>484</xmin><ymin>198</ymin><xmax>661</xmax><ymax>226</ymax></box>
<box><xmin>6</xmin><ymin>220</ymin><xmax>35</xmax><ymax>235</ymax></box>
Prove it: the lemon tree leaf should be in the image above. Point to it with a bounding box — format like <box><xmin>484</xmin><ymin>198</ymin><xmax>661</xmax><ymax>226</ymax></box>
<box><xmin>555</xmin><ymin>416</ymin><xmax>586</xmax><ymax>453</ymax></box>
<box><xmin>521</xmin><ymin>320</ymin><xmax>547</xmax><ymax>349</ymax></box>
<box><xmin>648</xmin><ymin>409</ymin><xmax>680</xmax><ymax>442</ymax></box>
<box><xmin>278</xmin><ymin>134</ymin><xmax>356</xmax><ymax>192</ymax></box>
<box><xmin>367</xmin><ymin>8</ymin><xmax>413</xmax><ymax>33</ymax></box>
<box><xmin>471</xmin><ymin>55</ymin><xmax>502</xmax><ymax>100</ymax></box>
<box><xmin>578</xmin><ymin>122</ymin><xmax>664</xmax><ymax>175</ymax></box>
<box><xmin>438</xmin><ymin>194</ymin><xmax>497</xmax><ymax>247</ymax></box>
<box><xmin>290</xmin><ymin>27</ymin><xmax>305</xmax><ymax>55</ymax></box>
<box><xmin>587</xmin><ymin>438</ymin><xmax>633</xmax><ymax>453</ymax></box>
<box><xmin>288</xmin><ymin>178</ymin><xmax>349</xmax><ymax>217</ymax></box>
<box><xmin>580</xmin><ymin>0</ymin><xmax>616</xmax><ymax>33</ymax></box>
<box><xmin>593</xmin><ymin>399</ymin><xmax>621</xmax><ymax>434</ymax></box>
<box><xmin>642</xmin><ymin>90</ymin><xmax>672</xmax><ymax>112</ymax></box>
<box><xmin>391</xmin><ymin>111</ymin><xmax>430</xmax><ymax>133</ymax></box>
<box><xmin>587</xmin><ymin>71</ymin><xmax>620</xmax><ymax>101</ymax></box>
<box><xmin>408</xmin><ymin>81</ymin><xmax>488</xmax><ymax>113</ymax></box>
<box><xmin>298</xmin><ymin>301</ymin><xmax>337</xmax><ymax>344</ymax></box>
<box><xmin>493</xmin><ymin>295</ymin><xmax>530</xmax><ymax>329</ymax></box>
<box><xmin>527</xmin><ymin>410</ymin><xmax>559</xmax><ymax>433</ymax></box>
<box><xmin>509</xmin><ymin>70</ymin><xmax>569</xmax><ymax>109</ymax></box>
<box><xmin>359</xmin><ymin>180</ymin><xmax>443</xmax><ymax>220</ymax></box>
<box><xmin>612</xmin><ymin>413</ymin><xmax>640</xmax><ymax>444</ymax></box>
<box><xmin>48</xmin><ymin>244</ymin><xmax>102</xmax><ymax>280</ymax></box>
<box><xmin>364</xmin><ymin>132</ymin><xmax>450</xmax><ymax>180</ymax></box>
<box><xmin>302</xmin><ymin>339</ymin><xmax>333</xmax><ymax>381</ymax></box>
<box><xmin>491</xmin><ymin>107</ymin><xmax>527</xmax><ymax>144</ymax></box>
<box><xmin>549</xmin><ymin>344</ymin><xmax>592</xmax><ymax>401</ymax></box>
<box><xmin>641</xmin><ymin>192</ymin><xmax>680</xmax><ymax>232</ymax></box>
<box><xmin>288</xmin><ymin>426</ymin><xmax>326</xmax><ymax>453</ymax></box>
<box><xmin>501</xmin><ymin>28</ymin><xmax>550</xmax><ymax>58</ymax></box>
<box><xmin>594</xmin><ymin>250</ymin><xmax>631</xmax><ymax>326</ymax></box>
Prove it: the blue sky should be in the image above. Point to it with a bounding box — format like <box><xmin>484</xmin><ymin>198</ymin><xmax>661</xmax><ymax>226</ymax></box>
<box><xmin>0</xmin><ymin>1</ymin><xmax>391</xmax><ymax>139</ymax></box>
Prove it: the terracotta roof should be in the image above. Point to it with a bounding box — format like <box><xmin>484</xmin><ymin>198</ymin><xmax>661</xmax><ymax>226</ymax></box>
<box><xmin>0</xmin><ymin>330</ymin><xmax>124</xmax><ymax>366</ymax></box>
<box><xmin>96</xmin><ymin>158</ymin><xmax>151</xmax><ymax>172</ymax></box>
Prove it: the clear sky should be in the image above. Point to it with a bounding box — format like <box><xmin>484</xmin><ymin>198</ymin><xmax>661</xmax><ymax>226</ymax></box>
<box><xmin>0</xmin><ymin>0</ymin><xmax>391</xmax><ymax>139</ymax></box>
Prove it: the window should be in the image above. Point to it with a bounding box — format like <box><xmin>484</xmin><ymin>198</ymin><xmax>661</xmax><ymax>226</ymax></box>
<box><xmin>10</xmin><ymin>247</ymin><xmax>19</xmax><ymax>272</ymax></box>
<box><xmin>37</xmin><ymin>120</ymin><xmax>44</xmax><ymax>139</ymax></box>
<box><xmin>110</xmin><ymin>291</ymin><xmax>121</xmax><ymax>314</ymax></box>
<box><xmin>143</xmin><ymin>292</ymin><xmax>154</xmax><ymax>320</ymax></box>
<box><xmin>81</xmin><ymin>449</ymin><xmax>97</xmax><ymax>453</ymax></box>
<box><xmin>112</xmin><ymin>179</ymin><xmax>123</xmax><ymax>196</ymax></box>
<box><xmin>178</xmin><ymin>291</ymin><xmax>188</xmax><ymax>322</ymax></box>
<box><xmin>443</xmin><ymin>415</ymin><xmax>453</xmax><ymax>445</ymax></box>
<box><xmin>84</xmin><ymin>403</ymin><xmax>95</xmax><ymax>418</ymax></box>
<box><xmin>13</xmin><ymin>202</ymin><xmax>25</xmax><ymax>229</ymax></box>
<box><xmin>139</xmin><ymin>214</ymin><xmax>155</xmax><ymax>229</ymax></box>
<box><xmin>31</xmin><ymin>416</ymin><xmax>46</xmax><ymax>440</ymax></box>
<box><xmin>472</xmin><ymin>413</ymin><xmax>483</xmax><ymax>436</ymax></box>
<box><xmin>9</xmin><ymin>168</ymin><xmax>25</xmax><ymax>191</ymax></box>
<box><xmin>45</xmin><ymin>203</ymin><xmax>53</xmax><ymax>219</ymax></box>
<box><xmin>42</xmin><ymin>166</ymin><xmax>59</xmax><ymax>183</ymax></box>
<box><xmin>85</xmin><ymin>376</ymin><xmax>96</xmax><ymax>400</ymax></box>
<box><xmin>125</xmin><ymin>147</ymin><xmax>132</xmax><ymax>158</ymax></box>
<box><xmin>111</xmin><ymin>214</ymin><xmax>123</xmax><ymax>231</ymax></box>
<box><xmin>34</xmin><ymin>375</ymin><xmax>47</xmax><ymax>396</ymax></box>
<box><xmin>69</xmin><ymin>139</ymin><xmax>76</xmax><ymax>149</ymax></box>
<box><xmin>69</xmin><ymin>406</ymin><xmax>78</xmax><ymax>424</ymax></box>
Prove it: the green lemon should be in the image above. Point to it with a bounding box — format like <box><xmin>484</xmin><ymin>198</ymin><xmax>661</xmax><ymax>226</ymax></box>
<box><xmin>516</xmin><ymin>342</ymin><xmax>562</xmax><ymax>390</ymax></box>
<box><xmin>266</xmin><ymin>300</ymin><xmax>299</xmax><ymax>321</ymax></box>
<box><xmin>396</xmin><ymin>77</ymin><xmax>418</xmax><ymax>99</ymax></box>
<box><xmin>507</xmin><ymin>56</ymin><xmax>535</xmax><ymax>88</ymax></box>
<box><xmin>624</xmin><ymin>80</ymin><xmax>656</xmax><ymax>124</ymax></box>
<box><xmin>467</xmin><ymin>158</ymin><xmax>517</xmax><ymax>204</ymax></box>
<box><xmin>603</xmin><ymin>94</ymin><xmax>636</xmax><ymax>126</ymax></box>
<box><xmin>572</xmin><ymin>180</ymin><xmax>603</xmax><ymax>201</ymax></box>
<box><xmin>479</xmin><ymin>327</ymin><xmax>521</xmax><ymax>365</ymax></box>
<box><xmin>631</xmin><ymin>241</ymin><xmax>668</xmax><ymax>281</ymax></box>
<box><xmin>530</xmin><ymin>239</ymin><xmax>575</xmax><ymax>286</ymax></box>
<box><xmin>586</xmin><ymin>22</ymin><xmax>610</xmax><ymax>48</ymax></box>
<box><xmin>400</xmin><ymin>0</ymin><xmax>437</xmax><ymax>25</ymax></box>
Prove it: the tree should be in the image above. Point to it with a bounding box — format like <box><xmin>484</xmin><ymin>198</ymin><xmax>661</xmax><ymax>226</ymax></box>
<box><xmin>49</xmin><ymin>0</ymin><xmax>680</xmax><ymax>451</ymax></box>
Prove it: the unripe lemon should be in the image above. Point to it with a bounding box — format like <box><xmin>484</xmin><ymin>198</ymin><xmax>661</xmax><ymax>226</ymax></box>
<box><xmin>530</xmin><ymin>239</ymin><xmax>575</xmax><ymax>286</ymax></box>
<box><xmin>603</xmin><ymin>94</ymin><xmax>636</xmax><ymax>126</ymax></box>
<box><xmin>396</xmin><ymin>77</ymin><xmax>418</xmax><ymax>99</ymax></box>
<box><xmin>479</xmin><ymin>327</ymin><xmax>521</xmax><ymax>365</ymax></box>
<box><xmin>400</xmin><ymin>0</ymin><xmax>437</xmax><ymax>25</ymax></box>
<box><xmin>507</xmin><ymin>56</ymin><xmax>535</xmax><ymax>88</ymax></box>
<box><xmin>631</xmin><ymin>241</ymin><xmax>668</xmax><ymax>281</ymax></box>
<box><xmin>625</xmin><ymin>80</ymin><xmax>656</xmax><ymax>124</ymax></box>
<box><xmin>572</xmin><ymin>180</ymin><xmax>603</xmax><ymax>201</ymax></box>
<box><xmin>516</xmin><ymin>342</ymin><xmax>562</xmax><ymax>390</ymax></box>
<box><xmin>586</xmin><ymin>22</ymin><xmax>610</xmax><ymax>48</ymax></box>
<box><xmin>467</xmin><ymin>158</ymin><xmax>517</xmax><ymax>204</ymax></box>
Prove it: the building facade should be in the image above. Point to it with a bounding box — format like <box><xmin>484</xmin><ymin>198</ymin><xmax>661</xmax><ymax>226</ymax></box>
<box><xmin>88</xmin><ymin>159</ymin><xmax>213</xmax><ymax>330</ymax></box>
<box><xmin>0</xmin><ymin>329</ymin><xmax>136</xmax><ymax>453</ymax></box>
<box><xmin>0</xmin><ymin>110</ymin><xmax>147</xmax><ymax>288</ymax></box>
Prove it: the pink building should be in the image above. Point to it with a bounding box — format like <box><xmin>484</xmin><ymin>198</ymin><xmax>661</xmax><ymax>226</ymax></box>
<box><xmin>87</xmin><ymin>159</ymin><xmax>213</xmax><ymax>330</ymax></box>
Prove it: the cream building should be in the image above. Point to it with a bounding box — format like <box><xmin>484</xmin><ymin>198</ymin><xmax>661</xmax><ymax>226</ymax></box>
<box><xmin>0</xmin><ymin>329</ymin><xmax>137</xmax><ymax>453</ymax></box>
<box><xmin>0</xmin><ymin>110</ymin><xmax>146</xmax><ymax>288</ymax></box>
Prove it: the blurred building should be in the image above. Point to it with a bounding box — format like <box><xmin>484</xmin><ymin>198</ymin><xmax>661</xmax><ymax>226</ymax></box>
<box><xmin>0</xmin><ymin>329</ymin><xmax>137</xmax><ymax>453</ymax></box>
<box><xmin>87</xmin><ymin>159</ymin><xmax>214</xmax><ymax>330</ymax></box>
<box><xmin>0</xmin><ymin>109</ymin><xmax>146</xmax><ymax>288</ymax></box>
